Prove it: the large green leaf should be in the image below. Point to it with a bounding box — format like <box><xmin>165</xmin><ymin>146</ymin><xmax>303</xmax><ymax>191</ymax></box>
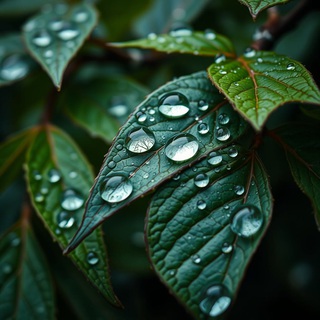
<box><xmin>22</xmin><ymin>3</ymin><xmax>98</xmax><ymax>89</ymax></box>
<box><xmin>25</xmin><ymin>125</ymin><xmax>120</xmax><ymax>306</ymax></box>
<box><xmin>0</xmin><ymin>221</ymin><xmax>55</xmax><ymax>319</ymax></box>
<box><xmin>112</xmin><ymin>30</ymin><xmax>235</xmax><ymax>57</ymax></box>
<box><xmin>0</xmin><ymin>127</ymin><xmax>38</xmax><ymax>192</ymax></box>
<box><xmin>207</xmin><ymin>51</ymin><xmax>320</xmax><ymax>131</ymax></box>
<box><xmin>65</xmin><ymin>71</ymin><xmax>253</xmax><ymax>253</ymax></box>
<box><xmin>147</xmin><ymin>151</ymin><xmax>272</xmax><ymax>319</ymax></box>
<box><xmin>271</xmin><ymin>124</ymin><xmax>320</xmax><ymax>226</ymax></box>
<box><xmin>238</xmin><ymin>0</ymin><xmax>290</xmax><ymax>19</ymax></box>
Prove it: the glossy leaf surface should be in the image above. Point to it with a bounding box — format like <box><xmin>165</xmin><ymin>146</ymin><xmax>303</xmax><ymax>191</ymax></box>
<box><xmin>25</xmin><ymin>125</ymin><xmax>120</xmax><ymax>306</ymax></box>
<box><xmin>23</xmin><ymin>3</ymin><xmax>97</xmax><ymax>89</ymax></box>
<box><xmin>0</xmin><ymin>222</ymin><xmax>54</xmax><ymax>319</ymax></box>
<box><xmin>208</xmin><ymin>51</ymin><xmax>320</xmax><ymax>130</ymax></box>
<box><xmin>147</xmin><ymin>151</ymin><xmax>272</xmax><ymax>319</ymax></box>
<box><xmin>65</xmin><ymin>71</ymin><xmax>252</xmax><ymax>252</ymax></box>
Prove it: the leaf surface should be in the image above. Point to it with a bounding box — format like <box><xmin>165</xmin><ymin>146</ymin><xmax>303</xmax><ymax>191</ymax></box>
<box><xmin>22</xmin><ymin>3</ymin><xmax>97</xmax><ymax>89</ymax></box>
<box><xmin>147</xmin><ymin>151</ymin><xmax>272</xmax><ymax>319</ymax></box>
<box><xmin>65</xmin><ymin>71</ymin><xmax>252</xmax><ymax>252</ymax></box>
<box><xmin>207</xmin><ymin>51</ymin><xmax>320</xmax><ymax>130</ymax></box>
<box><xmin>0</xmin><ymin>221</ymin><xmax>54</xmax><ymax>319</ymax></box>
<box><xmin>25</xmin><ymin>125</ymin><xmax>120</xmax><ymax>306</ymax></box>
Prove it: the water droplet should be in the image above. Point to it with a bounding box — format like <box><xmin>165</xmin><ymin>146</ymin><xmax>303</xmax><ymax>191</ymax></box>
<box><xmin>235</xmin><ymin>95</ymin><xmax>241</xmax><ymax>100</ymax></box>
<box><xmin>169</xmin><ymin>26</ymin><xmax>192</xmax><ymax>37</ymax></box>
<box><xmin>147</xmin><ymin>32</ymin><xmax>157</xmax><ymax>40</ymax></box>
<box><xmin>219</xmin><ymin>70</ymin><xmax>227</xmax><ymax>75</ymax></box>
<box><xmin>0</xmin><ymin>54</ymin><xmax>29</xmax><ymax>81</ymax></box>
<box><xmin>61</xmin><ymin>189</ymin><xmax>84</xmax><ymax>211</ymax></box>
<box><xmin>40</xmin><ymin>187</ymin><xmax>49</xmax><ymax>195</ymax></box>
<box><xmin>200</xmin><ymin>285</ymin><xmax>232</xmax><ymax>317</ymax></box>
<box><xmin>48</xmin><ymin>18</ymin><xmax>64</xmax><ymax>31</ymax></box>
<box><xmin>165</xmin><ymin>134</ymin><xmax>199</xmax><ymax>162</ymax></box>
<box><xmin>257</xmin><ymin>58</ymin><xmax>263</xmax><ymax>63</ymax></box>
<box><xmin>73</xmin><ymin>10</ymin><xmax>89</xmax><ymax>23</ymax></box>
<box><xmin>221</xmin><ymin>242</ymin><xmax>233</xmax><ymax>253</ymax></box>
<box><xmin>11</xmin><ymin>236</ymin><xmax>20</xmax><ymax>247</ymax></box>
<box><xmin>157</xmin><ymin>36</ymin><xmax>166</xmax><ymax>43</ymax></box>
<box><xmin>216</xmin><ymin>127</ymin><xmax>231</xmax><ymax>141</ymax></box>
<box><xmin>169</xmin><ymin>270</ymin><xmax>176</xmax><ymax>276</ymax></box>
<box><xmin>23</xmin><ymin>19</ymin><xmax>36</xmax><ymax>32</ymax></box>
<box><xmin>158</xmin><ymin>92</ymin><xmax>189</xmax><ymax>119</ymax></box>
<box><xmin>205</xmin><ymin>29</ymin><xmax>216</xmax><ymax>40</ymax></box>
<box><xmin>69</xmin><ymin>171</ymin><xmax>77</xmax><ymax>179</ymax></box>
<box><xmin>228</xmin><ymin>146</ymin><xmax>238</xmax><ymax>158</ymax></box>
<box><xmin>32</xmin><ymin>30</ymin><xmax>52</xmax><ymax>47</ymax></box>
<box><xmin>215</xmin><ymin>54</ymin><xmax>226</xmax><ymax>64</ymax></box>
<box><xmin>197</xmin><ymin>199</ymin><xmax>206</xmax><ymax>210</ymax></box>
<box><xmin>107</xmin><ymin>161</ymin><xmax>116</xmax><ymax>169</ymax></box>
<box><xmin>231</xmin><ymin>205</ymin><xmax>263</xmax><ymax>237</ymax></box>
<box><xmin>207</xmin><ymin>152</ymin><xmax>223</xmax><ymax>166</ymax></box>
<box><xmin>197</xmin><ymin>123</ymin><xmax>209</xmax><ymax>135</ymax></box>
<box><xmin>173</xmin><ymin>174</ymin><xmax>180</xmax><ymax>181</ymax></box>
<box><xmin>109</xmin><ymin>100</ymin><xmax>128</xmax><ymax>117</ymax></box>
<box><xmin>198</xmin><ymin>100</ymin><xmax>209</xmax><ymax>111</ymax></box>
<box><xmin>194</xmin><ymin>173</ymin><xmax>209</xmax><ymax>188</ymax></box>
<box><xmin>57</xmin><ymin>211</ymin><xmax>75</xmax><ymax>228</ymax></box>
<box><xmin>3</xmin><ymin>263</ymin><xmax>12</xmax><ymax>274</ymax></box>
<box><xmin>234</xmin><ymin>185</ymin><xmax>245</xmax><ymax>195</ymax></box>
<box><xmin>143</xmin><ymin>172</ymin><xmax>149</xmax><ymax>179</ymax></box>
<box><xmin>136</xmin><ymin>111</ymin><xmax>147</xmax><ymax>123</ymax></box>
<box><xmin>44</xmin><ymin>49</ymin><xmax>53</xmax><ymax>58</ymax></box>
<box><xmin>244</xmin><ymin>47</ymin><xmax>256</xmax><ymax>58</ymax></box>
<box><xmin>125</xmin><ymin>127</ymin><xmax>155</xmax><ymax>153</ymax></box>
<box><xmin>87</xmin><ymin>252</ymin><xmax>99</xmax><ymax>265</ymax></box>
<box><xmin>56</xmin><ymin>23</ymin><xmax>80</xmax><ymax>41</ymax></box>
<box><xmin>192</xmin><ymin>254</ymin><xmax>201</xmax><ymax>264</ymax></box>
<box><xmin>100</xmin><ymin>175</ymin><xmax>133</xmax><ymax>203</ymax></box>
<box><xmin>35</xmin><ymin>193</ymin><xmax>44</xmax><ymax>203</ymax></box>
<box><xmin>287</xmin><ymin>63</ymin><xmax>295</xmax><ymax>70</ymax></box>
<box><xmin>217</xmin><ymin>113</ymin><xmax>230</xmax><ymax>125</ymax></box>
<box><xmin>33</xmin><ymin>170</ymin><xmax>42</xmax><ymax>181</ymax></box>
<box><xmin>48</xmin><ymin>168</ymin><xmax>61</xmax><ymax>183</ymax></box>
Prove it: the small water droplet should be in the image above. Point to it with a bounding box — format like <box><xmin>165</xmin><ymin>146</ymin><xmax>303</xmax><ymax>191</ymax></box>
<box><xmin>35</xmin><ymin>193</ymin><xmax>44</xmax><ymax>203</ymax></box>
<box><xmin>136</xmin><ymin>111</ymin><xmax>147</xmax><ymax>123</ymax></box>
<box><xmin>107</xmin><ymin>161</ymin><xmax>116</xmax><ymax>169</ymax></box>
<box><xmin>73</xmin><ymin>9</ymin><xmax>89</xmax><ymax>23</ymax></box>
<box><xmin>244</xmin><ymin>47</ymin><xmax>256</xmax><ymax>58</ymax></box>
<box><xmin>56</xmin><ymin>23</ymin><xmax>80</xmax><ymax>40</ymax></box>
<box><xmin>43</xmin><ymin>49</ymin><xmax>53</xmax><ymax>58</ymax></box>
<box><xmin>207</xmin><ymin>152</ymin><xmax>223</xmax><ymax>166</ymax></box>
<box><xmin>231</xmin><ymin>205</ymin><xmax>263</xmax><ymax>237</ymax></box>
<box><xmin>194</xmin><ymin>173</ymin><xmax>209</xmax><ymax>188</ymax></box>
<box><xmin>0</xmin><ymin>54</ymin><xmax>29</xmax><ymax>81</ymax></box>
<box><xmin>147</xmin><ymin>32</ymin><xmax>157</xmax><ymax>40</ymax></box>
<box><xmin>219</xmin><ymin>70</ymin><xmax>227</xmax><ymax>75</ymax></box>
<box><xmin>204</xmin><ymin>29</ymin><xmax>216</xmax><ymax>40</ymax></box>
<box><xmin>234</xmin><ymin>82</ymin><xmax>239</xmax><ymax>86</ymax></box>
<box><xmin>87</xmin><ymin>252</ymin><xmax>99</xmax><ymax>265</ymax></box>
<box><xmin>216</xmin><ymin>127</ymin><xmax>231</xmax><ymax>141</ymax></box>
<box><xmin>158</xmin><ymin>92</ymin><xmax>189</xmax><ymax>119</ymax></box>
<box><xmin>125</xmin><ymin>127</ymin><xmax>155</xmax><ymax>153</ymax></box>
<box><xmin>192</xmin><ymin>254</ymin><xmax>201</xmax><ymax>264</ymax></box>
<box><xmin>287</xmin><ymin>63</ymin><xmax>295</xmax><ymax>70</ymax></box>
<box><xmin>217</xmin><ymin>113</ymin><xmax>230</xmax><ymax>125</ymax></box>
<box><xmin>100</xmin><ymin>175</ymin><xmax>133</xmax><ymax>203</ymax></box>
<box><xmin>198</xmin><ymin>100</ymin><xmax>209</xmax><ymax>111</ymax></box>
<box><xmin>48</xmin><ymin>18</ymin><xmax>64</xmax><ymax>31</ymax></box>
<box><xmin>197</xmin><ymin>199</ymin><xmax>206</xmax><ymax>210</ymax></box>
<box><xmin>69</xmin><ymin>171</ymin><xmax>77</xmax><ymax>179</ymax></box>
<box><xmin>169</xmin><ymin>26</ymin><xmax>192</xmax><ymax>37</ymax></box>
<box><xmin>61</xmin><ymin>189</ymin><xmax>84</xmax><ymax>211</ymax></box>
<box><xmin>165</xmin><ymin>133</ymin><xmax>199</xmax><ymax>162</ymax></box>
<box><xmin>57</xmin><ymin>211</ymin><xmax>75</xmax><ymax>228</ymax></box>
<box><xmin>169</xmin><ymin>270</ymin><xmax>176</xmax><ymax>276</ymax></box>
<box><xmin>200</xmin><ymin>284</ymin><xmax>232</xmax><ymax>317</ymax></box>
<box><xmin>173</xmin><ymin>174</ymin><xmax>180</xmax><ymax>181</ymax></box>
<box><xmin>3</xmin><ymin>263</ymin><xmax>12</xmax><ymax>274</ymax></box>
<box><xmin>23</xmin><ymin>19</ymin><xmax>37</xmax><ymax>32</ymax></box>
<box><xmin>143</xmin><ymin>172</ymin><xmax>149</xmax><ymax>179</ymax></box>
<box><xmin>33</xmin><ymin>170</ymin><xmax>42</xmax><ymax>181</ymax></box>
<box><xmin>11</xmin><ymin>236</ymin><xmax>21</xmax><ymax>247</ymax></box>
<box><xmin>40</xmin><ymin>187</ymin><xmax>49</xmax><ymax>195</ymax></box>
<box><xmin>109</xmin><ymin>100</ymin><xmax>128</xmax><ymax>117</ymax></box>
<box><xmin>234</xmin><ymin>185</ymin><xmax>245</xmax><ymax>195</ymax></box>
<box><xmin>257</xmin><ymin>58</ymin><xmax>263</xmax><ymax>63</ymax></box>
<box><xmin>221</xmin><ymin>242</ymin><xmax>233</xmax><ymax>253</ymax></box>
<box><xmin>32</xmin><ymin>30</ymin><xmax>52</xmax><ymax>47</ymax></box>
<box><xmin>215</xmin><ymin>54</ymin><xmax>226</xmax><ymax>64</ymax></box>
<box><xmin>48</xmin><ymin>169</ymin><xmax>61</xmax><ymax>183</ymax></box>
<box><xmin>235</xmin><ymin>95</ymin><xmax>241</xmax><ymax>100</ymax></box>
<box><xmin>197</xmin><ymin>123</ymin><xmax>209</xmax><ymax>135</ymax></box>
<box><xmin>228</xmin><ymin>146</ymin><xmax>238</xmax><ymax>158</ymax></box>
<box><xmin>157</xmin><ymin>36</ymin><xmax>166</xmax><ymax>43</ymax></box>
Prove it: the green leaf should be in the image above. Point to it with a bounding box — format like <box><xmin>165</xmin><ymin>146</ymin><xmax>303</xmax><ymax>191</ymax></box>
<box><xmin>147</xmin><ymin>151</ymin><xmax>272</xmax><ymax>319</ymax></box>
<box><xmin>0</xmin><ymin>221</ymin><xmax>55</xmax><ymax>319</ymax></box>
<box><xmin>63</xmin><ymin>75</ymin><xmax>148</xmax><ymax>142</ymax></box>
<box><xmin>271</xmin><ymin>124</ymin><xmax>320</xmax><ymax>227</ymax></box>
<box><xmin>65</xmin><ymin>71</ymin><xmax>252</xmax><ymax>253</ymax></box>
<box><xmin>25</xmin><ymin>125</ymin><xmax>121</xmax><ymax>306</ymax></box>
<box><xmin>22</xmin><ymin>3</ymin><xmax>98</xmax><ymax>89</ymax></box>
<box><xmin>0</xmin><ymin>127</ymin><xmax>38</xmax><ymax>192</ymax></box>
<box><xmin>300</xmin><ymin>105</ymin><xmax>320</xmax><ymax>121</ymax></box>
<box><xmin>0</xmin><ymin>0</ymin><xmax>57</xmax><ymax>16</ymax></box>
<box><xmin>112</xmin><ymin>30</ymin><xmax>236</xmax><ymax>57</ymax></box>
<box><xmin>238</xmin><ymin>0</ymin><xmax>290</xmax><ymax>19</ymax></box>
<box><xmin>207</xmin><ymin>51</ymin><xmax>320</xmax><ymax>131</ymax></box>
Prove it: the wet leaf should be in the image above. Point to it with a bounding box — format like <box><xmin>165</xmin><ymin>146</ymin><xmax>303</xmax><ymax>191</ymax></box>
<box><xmin>25</xmin><ymin>125</ymin><xmax>120</xmax><ymax>306</ymax></box>
<box><xmin>0</xmin><ymin>221</ymin><xmax>54</xmax><ymax>319</ymax></box>
<box><xmin>208</xmin><ymin>51</ymin><xmax>320</xmax><ymax>131</ymax></box>
<box><xmin>22</xmin><ymin>3</ymin><xmax>98</xmax><ymax>89</ymax></box>
<box><xmin>238</xmin><ymin>0</ymin><xmax>290</xmax><ymax>19</ymax></box>
<box><xmin>65</xmin><ymin>71</ymin><xmax>252</xmax><ymax>253</ymax></box>
<box><xmin>63</xmin><ymin>76</ymin><xmax>148</xmax><ymax>142</ymax></box>
<box><xmin>147</xmin><ymin>151</ymin><xmax>272</xmax><ymax>319</ymax></box>
<box><xmin>112</xmin><ymin>31</ymin><xmax>236</xmax><ymax>57</ymax></box>
<box><xmin>0</xmin><ymin>127</ymin><xmax>38</xmax><ymax>192</ymax></box>
<box><xmin>271</xmin><ymin>124</ymin><xmax>320</xmax><ymax>227</ymax></box>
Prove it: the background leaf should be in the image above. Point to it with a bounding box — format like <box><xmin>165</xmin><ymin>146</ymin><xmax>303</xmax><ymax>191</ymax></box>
<box><xmin>25</xmin><ymin>125</ymin><xmax>120</xmax><ymax>306</ymax></box>
<box><xmin>0</xmin><ymin>221</ymin><xmax>55</xmax><ymax>319</ymax></box>
<box><xmin>207</xmin><ymin>51</ymin><xmax>320</xmax><ymax>130</ymax></box>
<box><xmin>0</xmin><ymin>0</ymin><xmax>58</xmax><ymax>16</ymax></box>
<box><xmin>22</xmin><ymin>3</ymin><xmax>98</xmax><ymax>89</ymax></box>
<box><xmin>147</xmin><ymin>151</ymin><xmax>272</xmax><ymax>319</ymax></box>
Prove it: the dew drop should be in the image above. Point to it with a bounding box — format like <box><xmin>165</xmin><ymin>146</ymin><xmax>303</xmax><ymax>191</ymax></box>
<box><xmin>73</xmin><ymin>10</ymin><xmax>89</xmax><ymax>23</ymax></box>
<box><xmin>135</xmin><ymin>111</ymin><xmax>147</xmax><ymax>123</ymax></box>
<box><xmin>221</xmin><ymin>242</ymin><xmax>233</xmax><ymax>254</ymax></box>
<box><xmin>48</xmin><ymin>168</ymin><xmax>61</xmax><ymax>183</ymax></box>
<box><xmin>32</xmin><ymin>30</ymin><xmax>52</xmax><ymax>47</ymax></box>
<box><xmin>207</xmin><ymin>152</ymin><xmax>223</xmax><ymax>166</ymax></box>
<box><xmin>205</xmin><ymin>29</ymin><xmax>216</xmax><ymax>40</ymax></box>
<box><xmin>40</xmin><ymin>187</ymin><xmax>49</xmax><ymax>195</ymax></box>
<box><xmin>219</xmin><ymin>70</ymin><xmax>227</xmax><ymax>75</ymax></box>
<box><xmin>158</xmin><ymin>92</ymin><xmax>190</xmax><ymax>119</ymax></box>
<box><xmin>228</xmin><ymin>146</ymin><xmax>238</xmax><ymax>158</ymax></box>
<box><xmin>169</xmin><ymin>26</ymin><xmax>192</xmax><ymax>37</ymax></box>
<box><xmin>0</xmin><ymin>54</ymin><xmax>29</xmax><ymax>81</ymax></box>
<box><xmin>125</xmin><ymin>127</ymin><xmax>155</xmax><ymax>153</ymax></box>
<box><xmin>197</xmin><ymin>123</ymin><xmax>209</xmax><ymax>135</ymax></box>
<box><xmin>57</xmin><ymin>211</ymin><xmax>75</xmax><ymax>229</ymax></box>
<box><xmin>33</xmin><ymin>170</ymin><xmax>42</xmax><ymax>181</ymax></box>
<box><xmin>61</xmin><ymin>189</ymin><xmax>84</xmax><ymax>211</ymax></box>
<box><xmin>244</xmin><ymin>47</ymin><xmax>256</xmax><ymax>58</ymax></box>
<box><xmin>197</xmin><ymin>199</ymin><xmax>206</xmax><ymax>210</ymax></box>
<box><xmin>48</xmin><ymin>18</ymin><xmax>64</xmax><ymax>31</ymax></box>
<box><xmin>198</xmin><ymin>100</ymin><xmax>209</xmax><ymax>111</ymax></box>
<box><xmin>100</xmin><ymin>175</ymin><xmax>133</xmax><ymax>203</ymax></box>
<box><xmin>192</xmin><ymin>254</ymin><xmax>201</xmax><ymax>264</ymax></box>
<box><xmin>216</xmin><ymin>127</ymin><xmax>231</xmax><ymax>141</ymax></box>
<box><xmin>11</xmin><ymin>236</ymin><xmax>21</xmax><ymax>247</ymax></box>
<box><xmin>194</xmin><ymin>173</ymin><xmax>209</xmax><ymax>188</ymax></box>
<box><xmin>69</xmin><ymin>171</ymin><xmax>78</xmax><ymax>179</ymax></box>
<box><xmin>3</xmin><ymin>263</ymin><xmax>12</xmax><ymax>274</ymax></box>
<box><xmin>234</xmin><ymin>185</ymin><xmax>245</xmax><ymax>195</ymax></box>
<box><xmin>231</xmin><ymin>205</ymin><xmax>263</xmax><ymax>237</ymax></box>
<box><xmin>147</xmin><ymin>32</ymin><xmax>157</xmax><ymax>40</ymax></box>
<box><xmin>215</xmin><ymin>54</ymin><xmax>226</xmax><ymax>64</ymax></box>
<box><xmin>165</xmin><ymin>133</ymin><xmax>199</xmax><ymax>162</ymax></box>
<box><xmin>87</xmin><ymin>252</ymin><xmax>99</xmax><ymax>265</ymax></box>
<box><xmin>287</xmin><ymin>63</ymin><xmax>295</xmax><ymax>70</ymax></box>
<box><xmin>56</xmin><ymin>23</ymin><xmax>80</xmax><ymax>41</ymax></box>
<box><xmin>217</xmin><ymin>113</ymin><xmax>230</xmax><ymax>125</ymax></box>
<box><xmin>173</xmin><ymin>174</ymin><xmax>180</xmax><ymax>181</ymax></box>
<box><xmin>44</xmin><ymin>49</ymin><xmax>53</xmax><ymax>58</ymax></box>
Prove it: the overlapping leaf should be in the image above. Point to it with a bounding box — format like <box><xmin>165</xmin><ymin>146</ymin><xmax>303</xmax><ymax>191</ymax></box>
<box><xmin>112</xmin><ymin>30</ymin><xmax>236</xmax><ymax>57</ymax></box>
<box><xmin>271</xmin><ymin>124</ymin><xmax>320</xmax><ymax>226</ymax></box>
<box><xmin>65</xmin><ymin>71</ymin><xmax>252</xmax><ymax>253</ymax></box>
<box><xmin>23</xmin><ymin>3</ymin><xmax>97</xmax><ymax>89</ymax></box>
<box><xmin>208</xmin><ymin>51</ymin><xmax>320</xmax><ymax>131</ymax></box>
<box><xmin>147</xmin><ymin>150</ymin><xmax>272</xmax><ymax>319</ymax></box>
<box><xmin>238</xmin><ymin>0</ymin><xmax>290</xmax><ymax>19</ymax></box>
<box><xmin>0</xmin><ymin>221</ymin><xmax>54</xmax><ymax>319</ymax></box>
<box><xmin>25</xmin><ymin>125</ymin><xmax>120</xmax><ymax>306</ymax></box>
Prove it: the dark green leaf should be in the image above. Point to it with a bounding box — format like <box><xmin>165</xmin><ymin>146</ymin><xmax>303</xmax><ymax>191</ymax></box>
<box><xmin>0</xmin><ymin>0</ymin><xmax>57</xmax><ymax>16</ymax></box>
<box><xmin>0</xmin><ymin>127</ymin><xmax>38</xmax><ymax>192</ymax></box>
<box><xmin>147</xmin><ymin>151</ymin><xmax>272</xmax><ymax>319</ymax></box>
<box><xmin>22</xmin><ymin>3</ymin><xmax>98</xmax><ymax>89</ymax></box>
<box><xmin>112</xmin><ymin>30</ymin><xmax>236</xmax><ymax>57</ymax></box>
<box><xmin>65</xmin><ymin>71</ymin><xmax>252</xmax><ymax>253</ymax></box>
<box><xmin>238</xmin><ymin>0</ymin><xmax>290</xmax><ymax>19</ymax></box>
<box><xmin>207</xmin><ymin>51</ymin><xmax>320</xmax><ymax>131</ymax></box>
<box><xmin>63</xmin><ymin>76</ymin><xmax>148</xmax><ymax>142</ymax></box>
<box><xmin>271</xmin><ymin>124</ymin><xmax>320</xmax><ymax>227</ymax></box>
<box><xmin>0</xmin><ymin>221</ymin><xmax>55</xmax><ymax>319</ymax></box>
<box><xmin>300</xmin><ymin>105</ymin><xmax>320</xmax><ymax>121</ymax></box>
<box><xmin>25</xmin><ymin>125</ymin><xmax>120</xmax><ymax>306</ymax></box>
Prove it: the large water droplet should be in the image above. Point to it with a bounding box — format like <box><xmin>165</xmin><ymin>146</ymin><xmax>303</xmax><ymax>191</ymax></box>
<box><xmin>56</xmin><ymin>23</ymin><xmax>80</xmax><ymax>40</ymax></box>
<box><xmin>217</xmin><ymin>113</ymin><xmax>230</xmax><ymax>125</ymax></box>
<box><xmin>228</xmin><ymin>146</ymin><xmax>238</xmax><ymax>158</ymax></box>
<box><xmin>207</xmin><ymin>152</ymin><xmax>223</xmax><ymax>166</ymax></box>
<box><xmin>48</xmin><ymin>18</ymin><xmax>64</xmax><ymax>31</ymax></box>
<box><xmin>100</xmin><ymin>175</ymin><xmax>133</xmax><ymax>203</ymax></box>
<box><xmin>48</xmin><ymin>168</ymin><xmax>61</xmax><ymax>183</ymax></box>
<box><xmin>197</xmin><ymin>199</ymin><xmax>206</xmax><ymax>210</ymax></box>
<box><xmin>61</xmin><ymin>189</ymin><xmax>84</xmax><ymax>211</ymax></box>
<box><xmin>200</xmin><ymin>284</ymin><xmax>232</xmax><ymax>317</ymax></box>
<box><xmin>169</xmin><ymin>25</ymin><xmax>192</xmax><ymax>37</ymax></box>
<box><xmin>244</xmin><ymin>47</ymin><xmax>256</xmax><ymax>58</ymax></box>
<box><xmin>231</xmin><ymin>205</ymin><xmax>263</xmax><ymax>237</ymax></box>
<box><xmin>165</xmin><ymin>133</ymin><xmax>199</xmax><ymax>162</ymax></box>
<box><xmin>158</xmin><ymin>92</ymin><xmax>189</xmax><ymax>119</ymax></box>
<box><xmin>135</xmin><ymin>111</ymin><xmax>147</xmax><ymax>123</ymax></box>
<box><xmin>205</xmin><ymin>29</ymin><xmax>216</xmax><ymax>40</ymax></box>
<box><xmin>216</xmin><ymin>127</ymin><xmax>231</xmax><ymax>141</ymax></box>
<box><xmin>287</xmin><ymin>63</ymin><xmax>295</xmax><ymax>70</ymax></box>
<box><xmin>32</xmin><ymin>30</ymin><xmax>52</xmax><ymax>47</ymax></box>
<box><xmin>234</xmin><ymin>185</ymin><xmax>245</xmax><ymax>195</ymax></box>
<box><xmin>194</xmin><ymin>173</ymin><xmax>209</xmax><ymax>188</ymax></box>
<box><xmin>215</xmin><ymin>54</ymin><xmax>226</xmax><ymax>64</ymax></box>
<box><xmin>198</xmin><ymin>100</ymin><xmax>209</xmax><ymax>111</ymax></box>
<box><xmin>0</xmin><ymin>54</ymin><xmax>29</xmax><ymax>81</ymax></box>
<box><xmin>73</xmin><ymin>9</ymin><xmax>89</xmax><ymax>23</ymax></box>
<box><xmin>57</xmin><ymin>211</ymin><xmax>75</xmax><ymax>229</ymax></box>
<box><xmin>125</xmin><ymin>127</ymin><xmax>155</xmax><ymax>153</ymax></box>
<box><xmin>87</xmin><ymin>252</ymin><xmax>99</xmax><ymax>265</ymax></box>
<box><xmin>197</xmin><ymin>123</ymin><xmax>209</xmax><ymax>135</ymax></box>
<box><xmin>221</xmin><ymin>242</ymin><xmax>233</xmax><ymax>254</ymax></box>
